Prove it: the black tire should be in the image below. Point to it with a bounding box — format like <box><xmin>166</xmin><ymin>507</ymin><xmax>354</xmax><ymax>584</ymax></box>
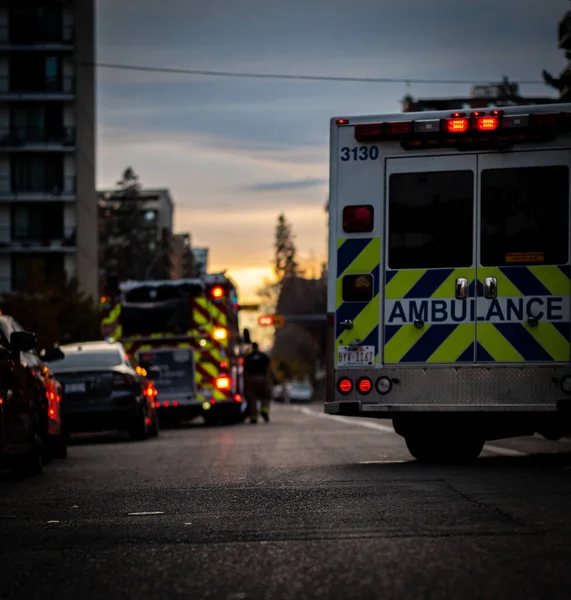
<box><xmin>128</xmin><ymin>408</ymin><xmax>149</xmax><ymax>441</ymax></box>
<box><xmin>405</xmin><ymin>434</ymin><xmax>484</xmax><ymax>464</ymax></box>
<box><xmin>10</xmin><ymin>436</ymin><xmax>43</xmax><ymax>476</ymax></box>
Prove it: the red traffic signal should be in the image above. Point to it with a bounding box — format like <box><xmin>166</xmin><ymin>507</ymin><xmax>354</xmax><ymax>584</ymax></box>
<box><xmin>258</xmin><ymin>315</ymin><xmax>285</xmax><ymax>328</ymax></box>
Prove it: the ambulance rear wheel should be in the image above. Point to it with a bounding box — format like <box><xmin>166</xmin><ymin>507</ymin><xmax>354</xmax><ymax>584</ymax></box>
<box><xmin>405</xmin><ymin>434</ymin><xmax>484</xmax><ymax>463</ymax></box>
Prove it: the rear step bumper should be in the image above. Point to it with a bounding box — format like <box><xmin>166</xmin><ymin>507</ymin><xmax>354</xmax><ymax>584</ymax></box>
<box><xmin>327</xmin><ymin>365</ymin><xmax>571</xmax><ymax>413</ymax></box>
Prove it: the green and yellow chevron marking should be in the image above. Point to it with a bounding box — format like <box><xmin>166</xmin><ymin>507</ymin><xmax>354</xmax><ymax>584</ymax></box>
<box><xmin>335</xmin><ymin>237</ymin><xmax>381</xmax><ymax>363</ymax></box>
<box><xmin>383</xmin><ymin>267</ymin><xmax>476</xmax><ymax>364</ymax></box>
<box><xmin>476</xmin><ymin>265</ymin><xmax>570</xmax><ymax>363</ymax></box>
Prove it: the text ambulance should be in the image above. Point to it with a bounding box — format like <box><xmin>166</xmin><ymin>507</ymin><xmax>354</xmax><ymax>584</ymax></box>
<box><xmin>326</xmin><ymin>103</ymin><xmax>571</xmax><ymax>461</ymax></box>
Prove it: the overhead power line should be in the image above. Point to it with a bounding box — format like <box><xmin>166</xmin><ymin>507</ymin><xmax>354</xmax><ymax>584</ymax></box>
<box><xmin>80</xmin><ymin>61</ymin><xmax>547</xmax><ymax>86</ymax></box>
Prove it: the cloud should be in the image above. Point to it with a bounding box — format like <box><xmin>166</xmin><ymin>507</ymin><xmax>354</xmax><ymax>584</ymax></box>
<box><xmin>244</xmin><ymin>178</ymin><xmax>328</xmax><ymax>193</ymax></box>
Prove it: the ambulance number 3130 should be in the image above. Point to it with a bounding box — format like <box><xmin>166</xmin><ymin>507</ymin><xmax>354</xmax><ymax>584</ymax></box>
<box><xmin>340</xmin><ymin>146</ymin><xmax>379</xmax><ymax>161</ymax></box>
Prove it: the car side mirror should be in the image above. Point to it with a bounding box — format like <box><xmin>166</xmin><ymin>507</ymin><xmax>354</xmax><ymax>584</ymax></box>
<box><xmin>40</xmin><ymin>346</ymin><xmax>66</xmax><ymax>362</ymax></box>
<box><xmin>147</xmin><ymin>366</ymin><xmax>161</xmax><ymax>380</ymax></box>
<box><xmin>10</xmin><ymin>331</ymin><xmax>37</xmax><ymax>353</ymax></box>
<box><xmin>243</xmin><ymin>328</ymin><xmax>251</xmax><ymax>344</ymax></box>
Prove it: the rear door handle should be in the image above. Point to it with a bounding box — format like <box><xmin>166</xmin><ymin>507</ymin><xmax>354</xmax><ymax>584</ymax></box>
<box><xmin>484</xmin><ymin>277</ymin><xmax>497</xmax><ymax>299</ymax></box>
<box><xmin>455</xmin><ymin>277</ymin><xmax>468</xmax><ymax>300</ymax></box>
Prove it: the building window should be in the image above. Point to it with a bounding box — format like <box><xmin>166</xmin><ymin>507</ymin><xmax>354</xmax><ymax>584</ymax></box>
<box><xmin>11</xmin><ymin>154</ymin><xmax>64</xmax><ymax>193</ymax></box>
<box><xmin>11</xmin><ymin>203</ymin><xmax>64</xmax><ymax>243</ymax></box>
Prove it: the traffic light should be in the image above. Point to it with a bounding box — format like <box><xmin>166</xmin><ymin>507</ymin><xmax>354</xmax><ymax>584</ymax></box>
<box><xmin>258</xmin><ymin>315</ymin><xmax>285</xmax><ymax>328</ymax></box>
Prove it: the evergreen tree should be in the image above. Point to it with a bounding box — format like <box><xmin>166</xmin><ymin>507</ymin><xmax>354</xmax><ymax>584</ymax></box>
<box><xmin>274</xmin><ymin>214</ymin><xmax>298</xmax><ymax>281</ymax></box>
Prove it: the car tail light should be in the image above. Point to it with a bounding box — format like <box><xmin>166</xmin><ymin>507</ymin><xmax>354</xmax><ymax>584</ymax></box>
<box><xmin>357</xmin><ymin>377</ymin><xmax>372</xmax><ymax>394</ymax></box>
<box><xmin>343</xmin><ymin>205</ymin><xmax>374</xmax><ymax>233</ymax></box>
<box><xmin>337</xmin><ymin>377</ymin><xmax>352</xmax><ymax>395</ymax></box>
<box><xmin>216</xmin><ymin>376</ymin><xmax>231</xmax><ymax>390</ymax></box>
<box><xmin>173</xmin><ymin>401</ymin><xmax>179</xmax><ymax>407</ymax></box>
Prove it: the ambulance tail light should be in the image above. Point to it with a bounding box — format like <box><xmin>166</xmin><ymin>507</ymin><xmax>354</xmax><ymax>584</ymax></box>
<box><xmin>474</xmin><ymin>116</ymin><xmax>499</xmax><ymax>131</ymax></box>
<box><xmin>357</xmin><ymin>377</ymin><xmax>372</xmax><ymax>395</ymax></box>
<box><xmin>355</xmin><ymin>122</ymin><xmax>412</xmax><ymax>142</ymax></box>
<box><xmin>343</xmin><ymin>205</ymin><xmax>374</xmax><ymax>233</ymax></box>
<box><xmin>337</xmin><ymin>377</ymin><xmax>352</xmax><ymax>395</ymax></box>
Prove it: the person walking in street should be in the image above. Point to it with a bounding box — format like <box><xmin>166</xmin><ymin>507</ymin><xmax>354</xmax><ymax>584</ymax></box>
<box><xmin>243</xmin><ymin>342</ymin><xmax>275</xmax><ymax>424</ymax></box>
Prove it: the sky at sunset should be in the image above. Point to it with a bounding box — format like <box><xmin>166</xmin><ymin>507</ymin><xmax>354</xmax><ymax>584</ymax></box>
<box><xmin>96</xmin><ymin>0</ymin><xmax>565</xmax><ymax>305</ymax></box>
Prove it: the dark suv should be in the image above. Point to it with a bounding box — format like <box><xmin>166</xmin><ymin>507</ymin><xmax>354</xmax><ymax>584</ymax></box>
<box><xmin>0</xmin><ymin>316</ymin><xmax>43</xmax><ymax>475</ymax></box>
<box><xmin>50</xmin><ymin>340</ymin><xmax>159</xmax><ymax>440</ymax></box>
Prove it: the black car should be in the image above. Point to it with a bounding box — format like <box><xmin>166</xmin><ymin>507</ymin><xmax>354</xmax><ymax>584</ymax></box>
<box><xmin>0</xmin><ymin>316</ymin><xmax>44</xmax><ymax>475</ymax></box>
<box><xmin>50</xmin><ymin>340</ymin><xmax>159</xmax><ymax>440</ymax></box>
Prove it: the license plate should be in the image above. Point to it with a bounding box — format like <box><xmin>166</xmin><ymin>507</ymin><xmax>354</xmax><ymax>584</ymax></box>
<box><xmin>65</xmin><ymin>382</ymin><xmax>87</xmax><ymax>394</ymax></box>
<box><xmin>337</xmin><ymin>346</ymin><xmax>375</xmax><ymax>367</ymax></box>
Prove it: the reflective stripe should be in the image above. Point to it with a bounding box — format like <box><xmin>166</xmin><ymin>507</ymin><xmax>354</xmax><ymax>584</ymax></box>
<box><xmin>335</xmin><ymin>238</ymin><xmax>381</xmax><ymax>364</ymax></box>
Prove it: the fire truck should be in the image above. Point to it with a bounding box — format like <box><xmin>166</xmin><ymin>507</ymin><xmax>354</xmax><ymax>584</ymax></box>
<box><xmin>326</xmin><ymin>103</ymin><xmax>571</xmax><ymax>462</ymax></box>
<box><xmin>100</xmin><ymin>273</ymin><xmax>249</xmax><ymax>426</ymax></box>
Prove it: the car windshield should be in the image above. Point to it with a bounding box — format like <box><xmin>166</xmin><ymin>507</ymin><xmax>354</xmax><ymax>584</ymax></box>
<box><xmin>51</xmin><ymin>349</ymin><xmax>123</xmax><ymax>371</ymax></box>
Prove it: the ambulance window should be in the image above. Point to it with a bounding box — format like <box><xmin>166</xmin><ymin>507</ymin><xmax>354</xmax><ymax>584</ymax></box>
<box><xmin>480</xmin><ymin>166</ymin><xmax>569</xmax><ymax>266</ymax></box>
<box><xmin>388</xmin><ymin>170</ymin><xmax>474</xmax><ymax>269</ymax></box>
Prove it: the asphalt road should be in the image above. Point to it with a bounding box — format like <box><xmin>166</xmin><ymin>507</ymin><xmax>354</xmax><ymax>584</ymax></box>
<box><xmin>1</xmin><ymin>403</ymin><xmax>571</xmax><ymax>600</ymax></box>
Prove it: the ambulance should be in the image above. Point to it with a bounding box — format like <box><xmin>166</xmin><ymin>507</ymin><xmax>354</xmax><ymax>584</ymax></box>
<box><xmin>325</xmin><ymin>103</ymin><xmax>571</xmax><ymax>461</ymax></box>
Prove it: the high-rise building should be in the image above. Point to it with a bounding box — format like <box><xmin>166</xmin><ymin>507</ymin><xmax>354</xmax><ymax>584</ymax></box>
<box><xmin>0</xmin><ymin>0</ymin><xmax>97</xmax><ymax>301</ymax></box>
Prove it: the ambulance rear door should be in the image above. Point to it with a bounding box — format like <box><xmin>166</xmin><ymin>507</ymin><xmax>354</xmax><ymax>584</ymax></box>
<box><xmin>384</xmin><ymin>155</ymin><xmax>477</xmax><ymax>364</ymax></box>
<box><xmin>476</xmin><ymin>150</ymin><xmax>571</xmax><ymax>363</ymax></box>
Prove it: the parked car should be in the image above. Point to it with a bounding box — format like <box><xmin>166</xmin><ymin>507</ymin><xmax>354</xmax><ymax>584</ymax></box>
<box><xmin>272</xmin><ymin>381</ymin><xmax>314</xmax><ymax>403</ymax></box>
<box><xmin>49</xmin><ymin>340</ymin><xmax>159</xmax><ymax>441</ymax></box>
<box><xmin>0</xmin><ymin>316</ymin><xmax>44</xmax><ymax>475</ymax></box>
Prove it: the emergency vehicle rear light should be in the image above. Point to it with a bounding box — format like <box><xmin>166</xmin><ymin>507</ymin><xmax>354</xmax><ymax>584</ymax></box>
<box><xmin>474</xmin><ymin>116</ymin><xmax>499</xmax><ymax>131</ymax></box>
<box><xmin>357</xmin><ymin>377</ymin><xmax>372</xmax><ymax>394</ymax></box>
<box><xmin>376</xmin><ymin>376</ymin><xmax>392</xmax><ymax>395</ymax></box>
<box><xmin>501</xmin><ymin>115</ymin><xmax>529</xmax><ymax>129</ymax></box>
<box><xmin>451</xmin><ymin>112</ymin><xmax>465</xmax><ymax>118</ymax></box>
<box><xmin>414</xmin><ymin>120</ymin><xmax>440</xmax><ymax>133</ymax></box>
<box><xmin>445</xmin><ymin>118</ymin><xmax>469</xmax><ymax>133</ymax></box>
<box><xmin>342</xmin><ymin>205</ymin><xmax>374</xmax><ymax>233</ymax></box>
<box><xmin>336</xmin><ymin>119</ymin><xmax>349</xmax><ymax>125</ymax></box>
<box><xmin>220</xmin><ymin>360</ymin><xmax>229</xmax><ymax>369</ymax></box>
<box><xmin>211</xmin><ymin>286</ymin><xmax>224</xmax><ymax>299</ymax></box>
<box><xmin>387</xmin><ymin>121</ymin><xmax>413</xmax><ymax>135</ymax></box>
<box><xmin>216</xmin><ymin>376</ymin><xmax>231</xmax><ymax>390</ymax></box>
<box><xmin>234</xmin><ymin>393</ymin><xmax>242</xmax><ymax>403</ymax></box>
<box><xmin>213</xmin><ymin>327</ymin><xmax>227</xmax><ymax>341</ymax></box>
<box><xmin>354</xmin><ymin>123</ymin><xmax>384</xmax><ymax>142</ymax></box>
<box><xmin>337</xmin><ymin>377</ymin><xmax>352</xmax><ymax>395</ymax></box>
<box><xmin>529</xmin><ymin>113</ymin><xmax>560</xmax><ymax>128</ymax></box>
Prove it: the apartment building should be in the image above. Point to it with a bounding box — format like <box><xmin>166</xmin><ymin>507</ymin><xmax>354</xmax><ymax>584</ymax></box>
<box><xmin>0</xmin><ymin>0</ymin><xmax>97</xmax><ymax>302</ymax></box>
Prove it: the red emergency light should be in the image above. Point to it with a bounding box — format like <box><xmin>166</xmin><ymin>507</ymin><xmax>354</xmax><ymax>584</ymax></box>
<box><xmin>258</xmin><ymin>315</ymin><xmax>274</xmax><ymax>326</ymax></box>
<box><xmin>215</xmin><ymin>376</ymin><xmax>231</xmax><ymax>391</ymax></box>
<box><xmin>211</xmin><ymin>286</ymin><xmax>224</xmax><ymax>299</ymax></box>
<box><xmin>352</xmin><ymin>108</ymin><xmax>571</xmax><ymax>150</ymax></box>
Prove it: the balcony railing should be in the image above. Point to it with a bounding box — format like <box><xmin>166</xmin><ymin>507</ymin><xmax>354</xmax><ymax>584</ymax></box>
<box><xmin>0</xmin><ymin>174</ymin><xmax>77</xmax><ymax>198</ymax></box>
<box><xmin>0</xmin><ymin>226</ymin><xmax>76</xmax><ymax>249</ymax></box>
<box><xmin>0</xmin><ymin>75</ymin><xmax>75</xmax><ymax>95</ymax></box>
<box><xmin>0</xmin><ymin>126</ymin><xmax>76</xmax><ymax>147</ymax></box>
<box><xmin>0</xmin><ymin>24</ymin><xmax>75</xmax><ymax>46</ymax></box>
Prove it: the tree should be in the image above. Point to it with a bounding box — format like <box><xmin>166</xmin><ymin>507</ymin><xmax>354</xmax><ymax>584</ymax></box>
<box><xmin>274</xmin><ymin>214</ymin><xmax>298</xmax><ymax>281</ymax></box>
<box><xmin>0</xmin><ymin>265</ymin><xmax>99</xmax><ymax>349</ymax></box>
<box><xmin>99</xmin><ymin>167</ymin><xmax>161</xmax><ymax>293</ymax></box>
